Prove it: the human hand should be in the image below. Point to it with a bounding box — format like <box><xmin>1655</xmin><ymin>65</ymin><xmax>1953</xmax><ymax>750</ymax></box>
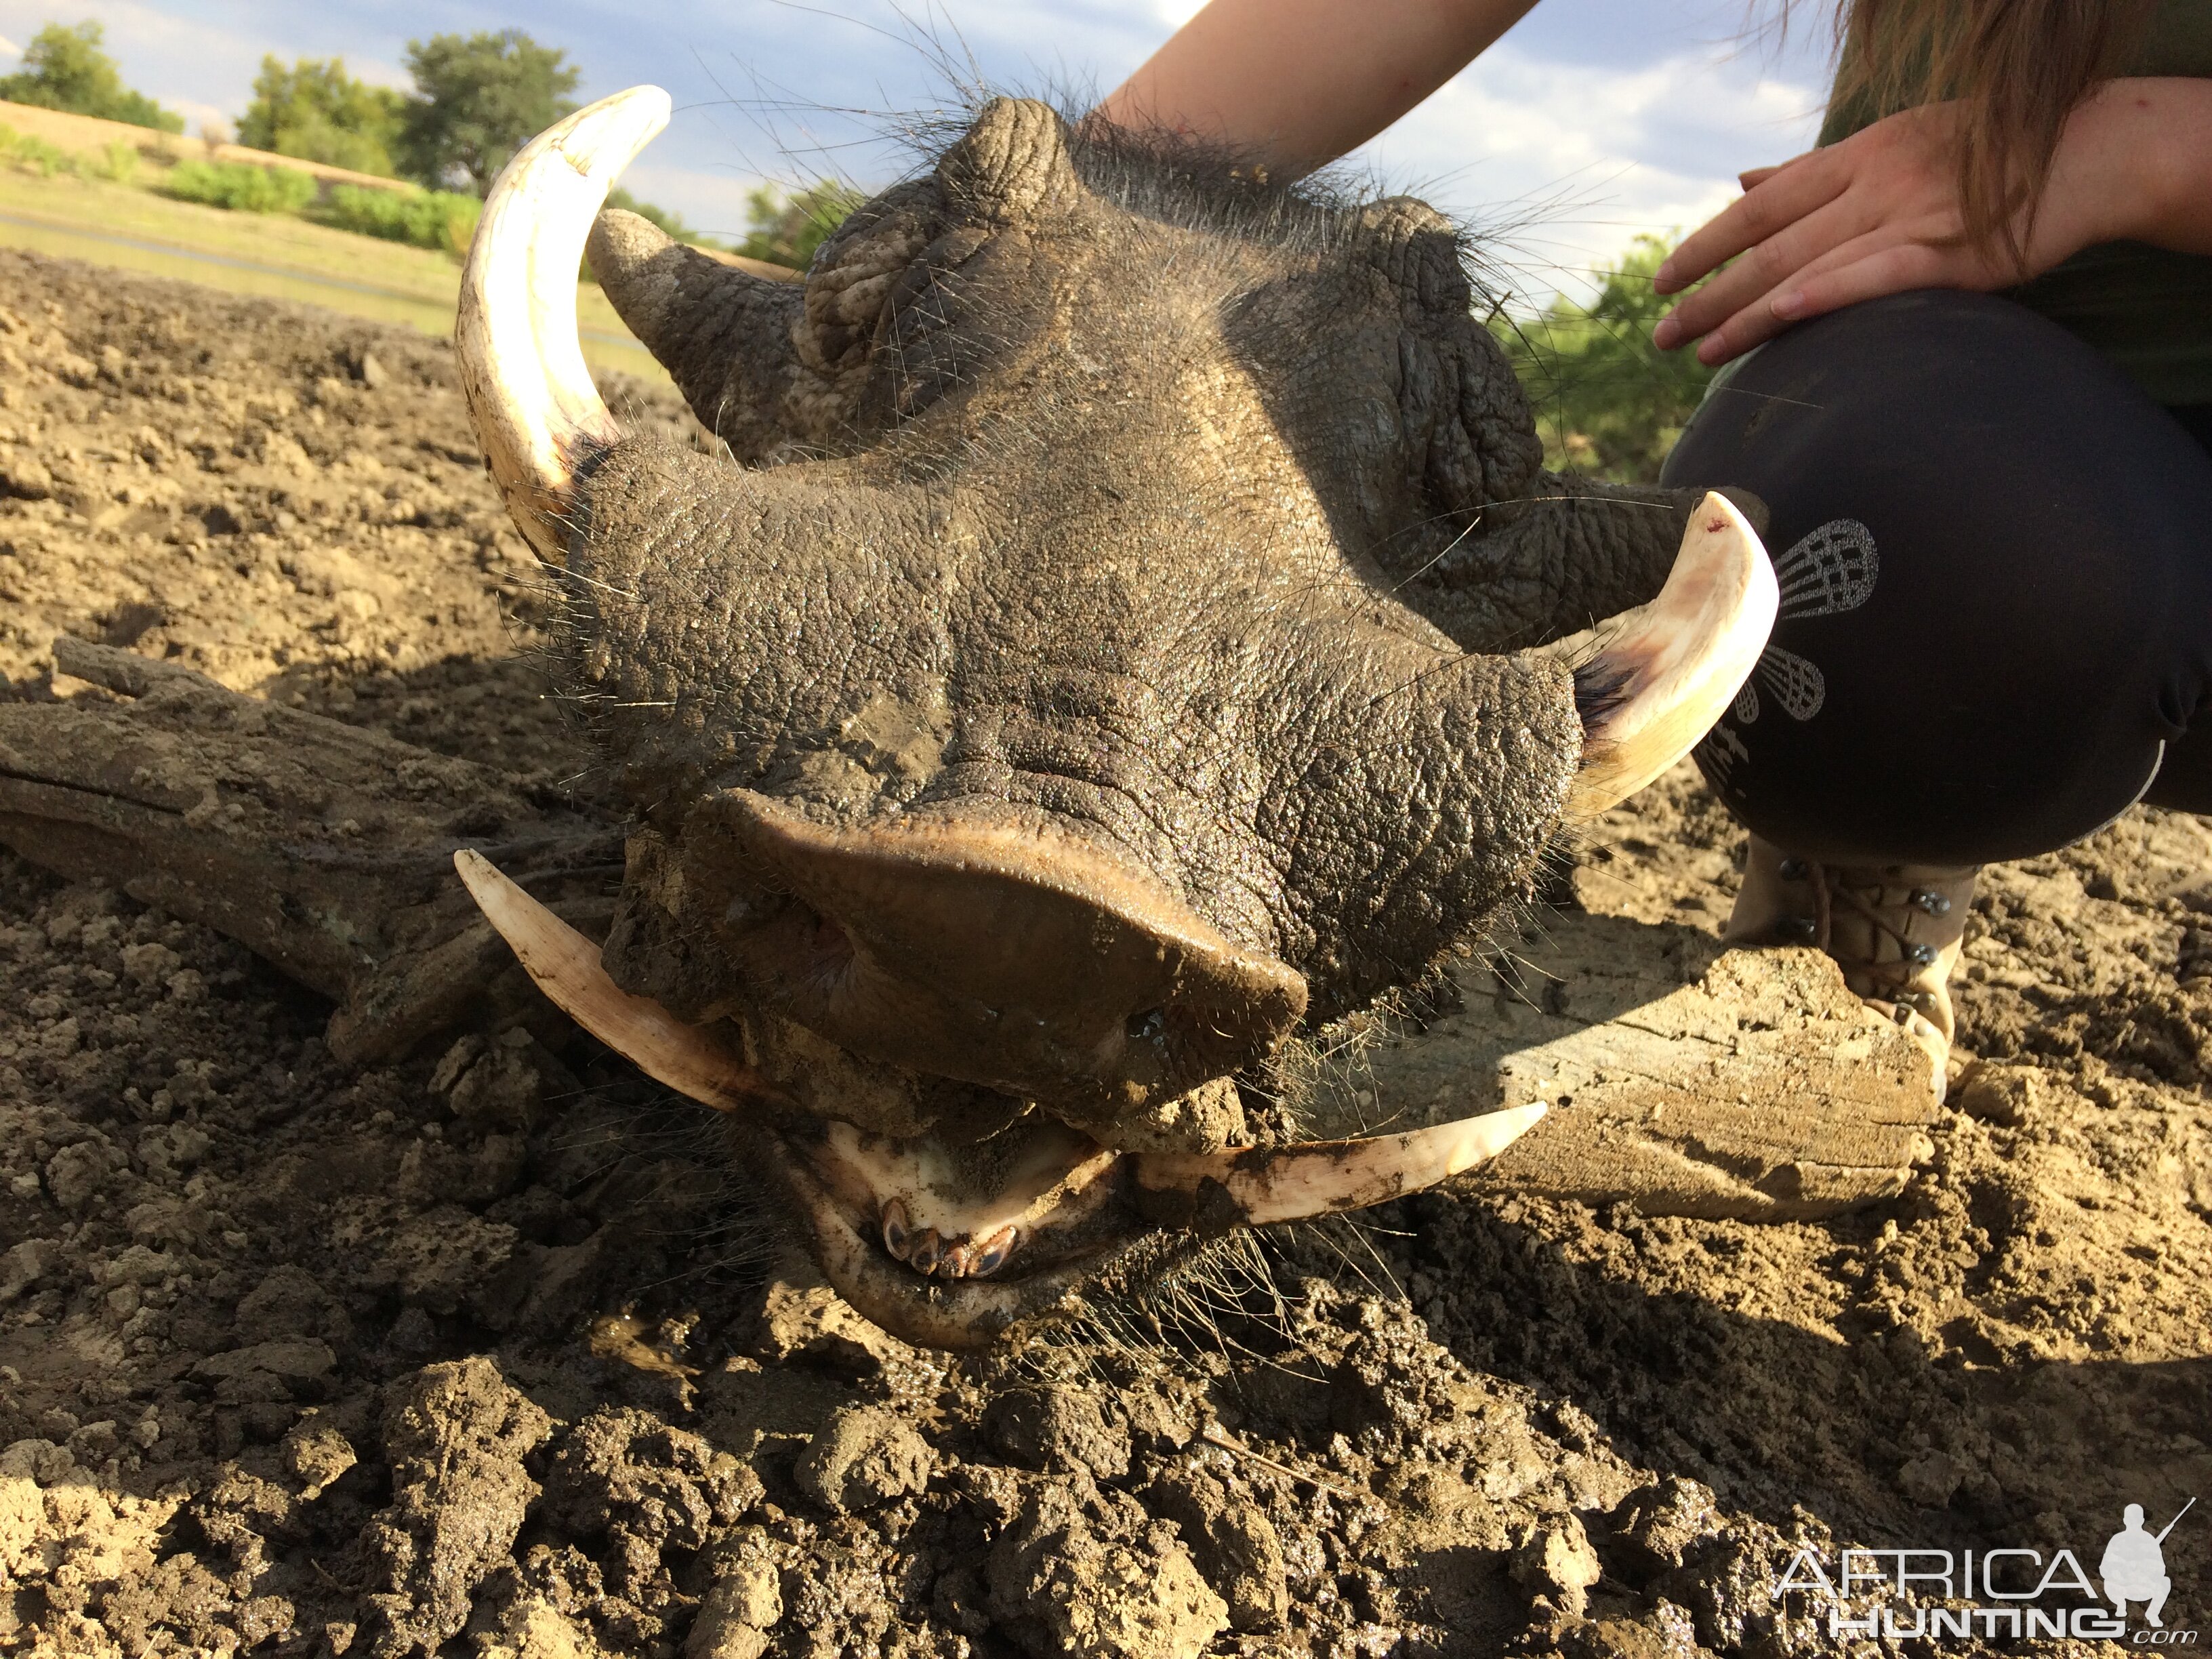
<box><xmin>1647</xmin><ymin>96</ymin><xmax>2143</xmax><ymax>365</ymax></box>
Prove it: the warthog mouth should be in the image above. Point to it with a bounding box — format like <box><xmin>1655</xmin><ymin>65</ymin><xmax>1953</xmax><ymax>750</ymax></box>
<box><xmin>455</xmin><ymin>848</ymin><xmax>1545</xmax><ymax>1348</ymax></box>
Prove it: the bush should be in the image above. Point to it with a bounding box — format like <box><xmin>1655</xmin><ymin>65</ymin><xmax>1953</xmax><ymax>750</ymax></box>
<box><xmin>316</xmin><ymin>183</ymin><xmax>480</xmax><ymax>254</ymax></box>
<box><xmin>87</xmin><ymin>139</ymin><xmax>136</xmax><ymax>183</ymax></box>
<box><xmin>1494</xmin><ymin>234</ymin><xmax>1716</xmax><ymax>484</ymax></box>
<box><xmin>0</xmin><ymin>123</ymin><xmax>74</xmax><ymax>177</ymax></box>
<box><xmin>163</xmin><ymin>159</ymin><xmax>318</xmax><ymax>214</ymax></box>
<box><xmin>739</xmin><ymin>180</ymin><xmax>864</xmax><ymax>271</ymax></box>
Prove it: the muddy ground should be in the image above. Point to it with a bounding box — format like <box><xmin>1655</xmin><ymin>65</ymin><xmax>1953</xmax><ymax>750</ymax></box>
<box><xmin>0</xmin><ymin>245</ymin><xmax>2207</xmax><ymax>1658</ymax></box>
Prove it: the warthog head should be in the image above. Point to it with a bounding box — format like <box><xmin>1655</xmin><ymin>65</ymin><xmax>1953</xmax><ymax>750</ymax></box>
<box><xmin>453</xmin><ymin>89</ymin><xmax>1775</xmax><ymax>1347</ymax></box>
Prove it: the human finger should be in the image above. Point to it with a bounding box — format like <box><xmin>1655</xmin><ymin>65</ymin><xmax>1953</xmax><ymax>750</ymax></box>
<box><xmin>1764</xmin><ymin>238</ymin><xmax>1982</xmax><ymax>327</ymax></box>
<box><xmin>1652</xmin><ymin>191</ymin><xmax>1872</xmax><ymax>348</ymax></box>
<box><xmin>1735</xmin><ymin>148</ymin><xmax>1812</xmax><ymax>193</ymax></box>
<box><xmin>1653</xmin><ymin>151</ymin><xmax>1849</xmax><ymax>293</ymax></box>
<box><xmin>1690</xmin><ymin>230</ymin><xmax>1951</xmax><ymax>365</ymax></box>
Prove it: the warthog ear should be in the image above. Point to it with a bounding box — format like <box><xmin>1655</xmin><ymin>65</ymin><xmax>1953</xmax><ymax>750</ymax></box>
<box><xmin>590</xmin><ymin>100</ymin><xmax>1089</xmax><ymax>459</ymax></box>
<box><xmin>936</xmin><ymin>98</ymin><xmax>1084</xmax><ymax>224</ymax></box>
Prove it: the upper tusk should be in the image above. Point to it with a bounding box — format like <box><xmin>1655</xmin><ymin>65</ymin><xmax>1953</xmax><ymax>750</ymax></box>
<box><xmin>1565</xmin><ymin>491</ymin><xmax>1778</xmax><ymax>818</ymax></box>
<box><xmin>456</xmin><ymin>85</ymin><xmax>670</xmax><ymax>564</ymax></box>
<box><xmin>1131</xmin><ymin>1102</ymin><xmax>1548</xmax><ymax>1227</ymax></box>
<box><xmin>453</xmin><ymin>848</ymin><xmax>773</xmax><ymax>1111</ymax></box>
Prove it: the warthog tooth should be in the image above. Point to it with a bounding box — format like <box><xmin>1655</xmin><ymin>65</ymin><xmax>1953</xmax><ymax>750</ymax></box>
<box><xmin>1566</xmin><ymin>491</ymin><xmax>1778</xmax><ymax>817</ymax></box>
<box><xmin>909</xmin><ymin>1228</ymin><xmax>945</xmax><ymax>1276</ymax></box>
<box><xmin>880</xmin><ymin>1198</ymin><xmax>912</xmax><ymax>1261</ymax></box>
<box><xmin>456</xmin><ymin>85</ymin><xmax>670</xmax><ymax>563</ymax></box>
<box><xmin>965</xmin><ymin>1225</ymin><xmax>1019</xmax><ymax>1278</ymax></box>
<box><xmin>1132</xmin><ymin>1103</ymin><xmax>1548</xmax><ymax>1227</ymax></box>
<box><xmin>453</xmin><ymin>848</ymin><xmax>773</xmax><ymax>1112</ymax></box>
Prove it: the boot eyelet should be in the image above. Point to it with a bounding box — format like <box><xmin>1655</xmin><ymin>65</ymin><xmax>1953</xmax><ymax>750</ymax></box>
<box><xmin>1907</xmin><ymin>943</ymin><xmax>1938</xmax><ymax>966</ymax></box>
<box><xmin>1778</xmin><ymin>858</ymin><xmax>1807</xmax><ymax>881</ymax></box>
<box><xmin>1910</xmin><ymin>890</ymin><xmax>1952</xmax><ymax>916</ymax></box>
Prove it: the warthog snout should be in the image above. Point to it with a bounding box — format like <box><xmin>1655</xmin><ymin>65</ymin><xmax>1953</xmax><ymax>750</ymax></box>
<box><xmin>691</xmin><ymin>790</ymin><xmax>1308</xmax><ymax>1115</ymax></box>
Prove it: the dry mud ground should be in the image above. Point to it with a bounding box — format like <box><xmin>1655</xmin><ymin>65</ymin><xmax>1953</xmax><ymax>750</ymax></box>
<box><xmin>0</xmin><ymin>246</ymin><xmax>2208</xmax><ymax>1659</ymax></box>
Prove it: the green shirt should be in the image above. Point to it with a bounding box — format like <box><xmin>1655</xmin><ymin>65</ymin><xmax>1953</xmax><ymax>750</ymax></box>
<box><xmin>1815</xmin><ymin>0</ymin><xmax>2212</xmax><ymax>406</ymax></box>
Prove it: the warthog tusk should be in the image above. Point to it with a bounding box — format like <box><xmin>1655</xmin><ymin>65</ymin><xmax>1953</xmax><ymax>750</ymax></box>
<box><xmin>1567</xmin><ymin>491</ymin><xmax>1778</xmax><ymax>817</ymax></box>
<box><xmin>1131</xmin><ymin>1102</ymin><xmax>1549</xmax><ymax>1227</ymax></box>
<box><xmin>453</xmin><ymin>848</ymin><xmax>773</xmax><ymax>1111</ymax></box>
<box><xmin>456</xmin><ymin>85</ymin><xmax>670</xmax><ymax>563</ymax></box>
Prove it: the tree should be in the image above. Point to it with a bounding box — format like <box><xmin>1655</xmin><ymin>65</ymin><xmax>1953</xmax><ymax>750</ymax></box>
<box><xmin>237</xmin><ymin>56</ymin><xmax>403</xmax><ymax>177</ymax></box>
<box><xmin>738</xmin><ymin>180</ymin><xmax>866</xmax><ymax>271</ymax></box>
<box><xmin>1494</xmin><ymin>234</ymin><xmax>1716</xmax><ymax>484</ymax></box>
<box><xmin>0</xmin><ymin>20</ymin><xmax>183</xmax><ymax>133</ymax></box>
<box><xmin>396</xmin><ymin>30</ymin><xmax>577</xmax><ymax>197</ymax></box>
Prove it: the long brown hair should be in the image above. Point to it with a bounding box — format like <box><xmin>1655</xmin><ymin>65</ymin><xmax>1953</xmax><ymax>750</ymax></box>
<box><xmin>1802</xmin><ymin>0</ymin><xmax>2156</xmax><ymax>270</ymax></box>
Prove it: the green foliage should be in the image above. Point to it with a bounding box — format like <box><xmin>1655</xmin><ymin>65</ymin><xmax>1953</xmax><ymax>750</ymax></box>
<box><xmin>0</xmin><ymin>21</ymin><xmax>182</xmax><ymax>133</ymax></box>
<box><xmin>738</xmin><ymin>180</ymin><xmax>865</xmax><ymax>270</ymax></box>
<box><xmin>237</xmin><ymin>55</ymin><xmax>403</xmax><ymax>177</ymax></box>
<box><xmin>1495</xmin><ymin>234</ymin><xmax>1715</xmax><ymax>484</ymax></box>
<box><xmin>605</xmin><ymin>185</ymin><xmax>722</xmax><ymax>251</ymax></box>
<box><xmin>163</xmin><ymin>158</ymin><xmax>318</xmax><ymax>214</ymax></box>
<box><xmin>396</xmin><ymin>30</ymin><xmax>578</xmax><ymax>197</ymax></box>
<box><xmin>316</xmin><ymin>182</ymin><xmax>481</xmax><ymax>255</ymax></box>
<box><xmin>0</xmin><ymin>121</ymin><xmax>75</xmax><ymax>176</ymax></box>
<box><xmin>87</xmin><ymin>138</ymin><xmax>135</xmax><ymax>182</ymax></box>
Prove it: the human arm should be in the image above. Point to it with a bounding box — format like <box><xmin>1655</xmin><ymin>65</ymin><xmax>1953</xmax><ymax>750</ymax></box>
<box><xmin>1092</xmin><ymin>0</ymin><xmax>1538</xmax><ymax>180</ymax></box>
<box><xmin>1652</xmin><ymin>77</ymin><xmax>2212</xmax><ymax>365</ymax></box>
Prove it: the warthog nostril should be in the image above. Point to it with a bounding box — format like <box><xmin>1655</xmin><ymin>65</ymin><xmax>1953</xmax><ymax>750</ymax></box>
<box><xmin>880</xmin><ymin>1197</ymin><xmax>911</xmax><ymax>1260</ymax></box>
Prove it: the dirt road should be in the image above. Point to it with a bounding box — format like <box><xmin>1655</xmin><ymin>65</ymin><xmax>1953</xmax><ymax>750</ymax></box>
<box><xmin>1</xmin><ymin>247</ymin><xmax>2207</xmax><ymax>1658</ymax></box>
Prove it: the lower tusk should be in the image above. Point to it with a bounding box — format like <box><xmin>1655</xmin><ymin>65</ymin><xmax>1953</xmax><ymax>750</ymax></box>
<box><xmin>1565</xmin><ymin>491</ymin><xmax>1777</xmax><ymax>817</ymax></box>
<box><xmin>1132</xmin><ymin>1103</ymin><xmax>1547</xmax><ymax>1226</ymax></box>
<box><xmin>456</xmin><ymin>85</ymin><xmax>669</xmax><ymax>564</ymax></box>
<box><xmin>453</xmin><ymin>848</ymin><xmax>774</xmax><ymax>1112</ymax></box>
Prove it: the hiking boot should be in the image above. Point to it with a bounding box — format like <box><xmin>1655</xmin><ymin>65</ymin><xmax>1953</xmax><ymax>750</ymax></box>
<box><xmin>1725</xmin><ymin>834</ymin><xmax>1976</xmax><ymax>1087</ymax></box>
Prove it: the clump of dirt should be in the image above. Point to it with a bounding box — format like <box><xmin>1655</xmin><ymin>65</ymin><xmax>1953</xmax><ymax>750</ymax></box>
<box><xmin>1</xmin><ymin>247</ymin><xmax>2208</xmax><ymax>1658</ymax></box>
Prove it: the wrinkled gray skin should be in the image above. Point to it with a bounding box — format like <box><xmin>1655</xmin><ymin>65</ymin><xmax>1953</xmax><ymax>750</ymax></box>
<box><xmin>550</xmin><ymin>100</ymin><xmax>1705</xmax><ymax>1328</ymax></box>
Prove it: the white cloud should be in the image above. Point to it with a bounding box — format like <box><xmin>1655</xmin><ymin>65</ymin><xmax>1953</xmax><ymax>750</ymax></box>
<box><xmin>1342</xmin><ymin>41</ymin><xmax>1824</xmax><ymax>304</ymax></box>
<box><xmin>0</xmin><ymin>31</ymin><xmax>20</xmax><ymax>58</ymax></box>
<box><xmin>168</xmin><ymin>97</ymin><xmax>230</xmax><ymax>141</ymax></box>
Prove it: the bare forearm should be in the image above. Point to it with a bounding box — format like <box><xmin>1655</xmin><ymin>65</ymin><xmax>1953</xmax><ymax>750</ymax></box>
<box><xmin>1093</xmin><ymin>0</ymin><xmax>1536</xmax><ymax>178</ymax></box>
<box><xmin>2074</xmin><ymin>78</ymin><xmax>2212</xmax><ymax>256</ymax></box>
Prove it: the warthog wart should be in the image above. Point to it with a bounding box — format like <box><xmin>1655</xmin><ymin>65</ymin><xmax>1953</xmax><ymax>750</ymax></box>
<box><xmin>452</xmin><ymin>86</ymin><xmax>1776</xmax><ymax>1347</ymax></box>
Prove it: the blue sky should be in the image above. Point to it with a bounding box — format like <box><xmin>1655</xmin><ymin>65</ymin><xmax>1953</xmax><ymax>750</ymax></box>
<box><xmin>0</xmin><ymin>1</ymin><xmax>1839</xmax><ymax>302</ymax></box>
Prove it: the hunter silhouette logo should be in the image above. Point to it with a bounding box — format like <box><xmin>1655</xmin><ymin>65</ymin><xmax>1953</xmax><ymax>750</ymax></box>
<box><xmin>2104</xmin><ymin>1500</ymin><xmax>2194</xmax><ymax>1631</ymax></box>
<box><xmin>1773</xmin><ymin>1496</ymin><xmax>2198</xmax><ymax>1642</ymax></box>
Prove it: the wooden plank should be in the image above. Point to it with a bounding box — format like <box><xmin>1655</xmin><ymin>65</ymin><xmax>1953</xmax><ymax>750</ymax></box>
<box><xmin>1319</xmin><ymin>912</ymin><xmax>1941</xmax><ymax>1221</ymax></box>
